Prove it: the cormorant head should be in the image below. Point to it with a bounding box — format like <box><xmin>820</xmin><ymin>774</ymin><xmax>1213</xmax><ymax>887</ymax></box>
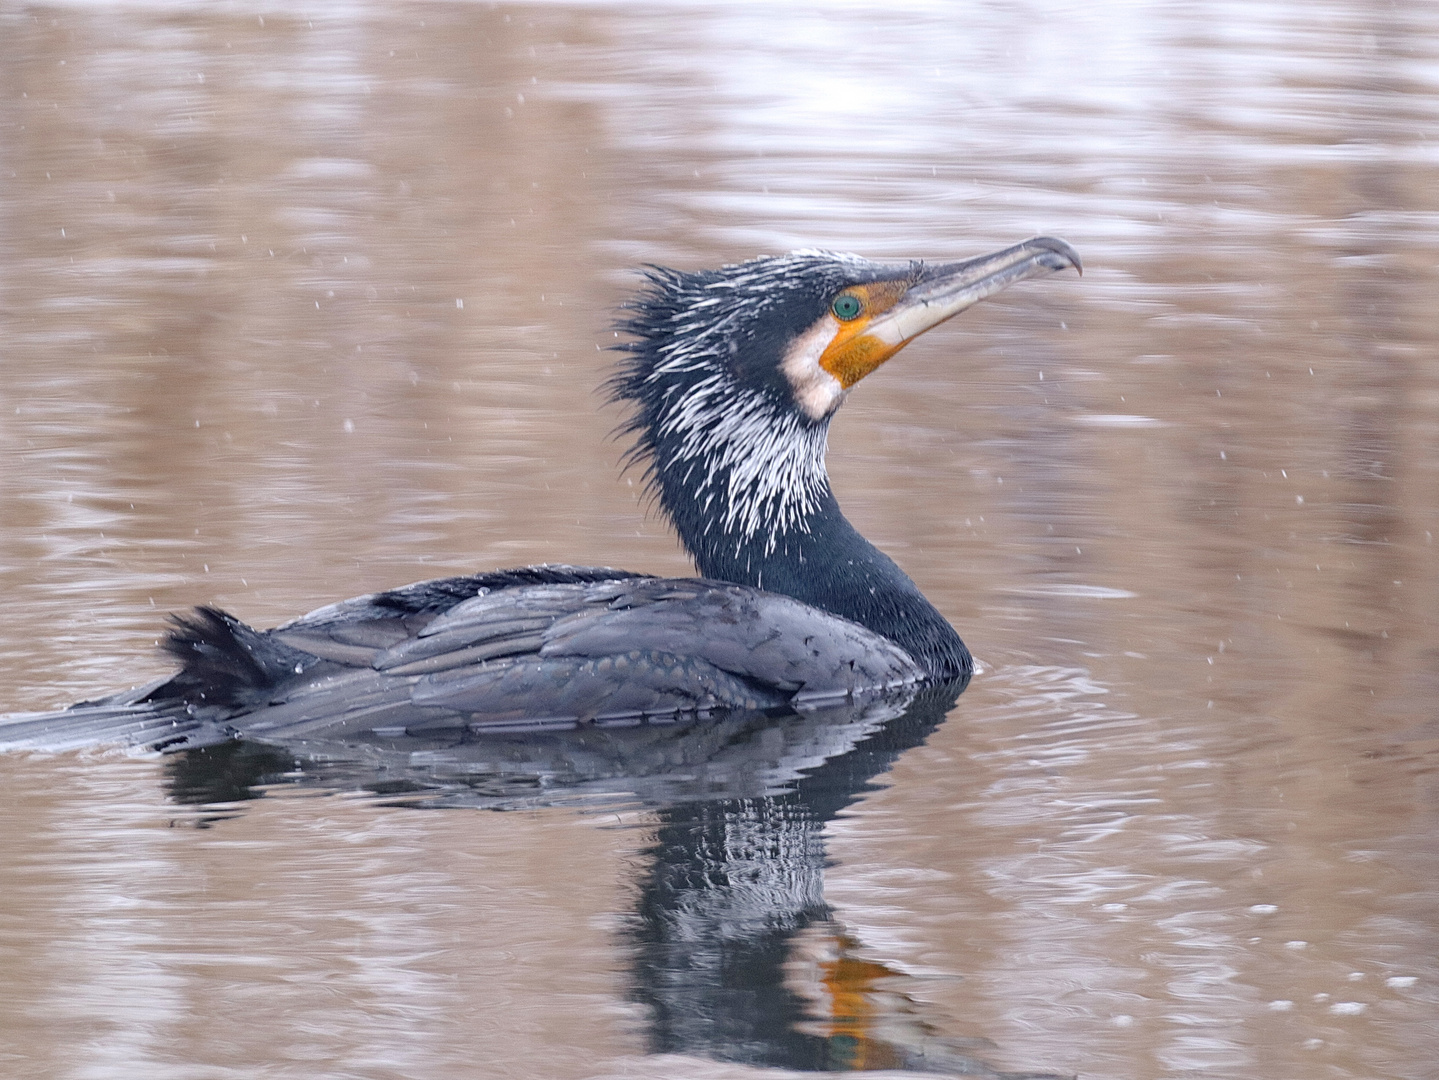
<box><xmin>610</xmin><ymin>238</ymin><xmax>1080</xmax><ymax>561</ymax></box>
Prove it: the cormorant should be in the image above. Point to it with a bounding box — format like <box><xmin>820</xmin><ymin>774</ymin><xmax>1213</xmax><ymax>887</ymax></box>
<box><xmin>3</xmin><ymin>237</ymin><xmax>1078</xmax><ymax>746</ymax></box>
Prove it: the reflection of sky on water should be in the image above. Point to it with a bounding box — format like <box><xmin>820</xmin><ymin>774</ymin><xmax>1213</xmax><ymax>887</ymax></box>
<box><xmin>578</xmin><ymin>1</ymin><xmax>1439</xmax><ymax>264</ymax></box>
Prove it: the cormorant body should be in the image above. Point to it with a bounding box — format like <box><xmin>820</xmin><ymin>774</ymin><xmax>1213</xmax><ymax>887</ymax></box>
<box><xmin>1</xmin><ymin>237</ymin><xmax>1078</xmax><ymax>748</ymax></box>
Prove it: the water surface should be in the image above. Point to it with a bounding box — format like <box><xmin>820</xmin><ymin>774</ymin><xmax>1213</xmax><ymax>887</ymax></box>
<box><xmin>1</xmin><ymin>2</ymin><xmax>1437</xmax><ymax>1078</ymax></box>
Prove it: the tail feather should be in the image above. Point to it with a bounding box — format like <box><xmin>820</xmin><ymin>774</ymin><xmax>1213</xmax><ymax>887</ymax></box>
<box><xmin>0</xmin><ymin>606</ymin><xmax>301</xmax><ymax>752</ymax></box>
<box><xmin>147</xmin><ymin>606</ymin><xmax>316</xmax><ymax>710</ymax></box>
<box><xmin>0</xmin><ymin>679</ymin><xmax>232</xmax><ymax>753</ymax></box>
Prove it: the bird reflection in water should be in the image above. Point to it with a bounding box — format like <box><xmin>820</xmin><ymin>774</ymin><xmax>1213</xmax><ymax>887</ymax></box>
<box><xmin>163</xmin><ymin>684</ymin><xmax>1067</xmax><ymax>1079</ymax></box>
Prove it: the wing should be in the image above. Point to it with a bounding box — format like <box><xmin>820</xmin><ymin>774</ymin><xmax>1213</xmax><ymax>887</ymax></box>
<box><xmin>1</xmin><ymin>566</ymin><xmax>925</xmax><ymax>749</ymax></box>
<box><xmin>401</xmin><ymin>577</ymin><xmax>923</xmax><ymax>724</ymax></box>
<box><xmin>245</xmin><ymin>576</ymin><xmax>921</xmax><ymax>739</ymax></box>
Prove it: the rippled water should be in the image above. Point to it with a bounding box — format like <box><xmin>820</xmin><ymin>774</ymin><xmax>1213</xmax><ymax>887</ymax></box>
<box><xmin>2</xmin><ymin>2</ymin><xmax>1437</xmax><ymax>1078</ymax></box>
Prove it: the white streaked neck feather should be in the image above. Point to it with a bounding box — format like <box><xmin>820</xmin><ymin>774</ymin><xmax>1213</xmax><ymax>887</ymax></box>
<box><xmin>654</xmin><ymin>374</ymin><xmax>830</xmax><ymax>554</ymax></box>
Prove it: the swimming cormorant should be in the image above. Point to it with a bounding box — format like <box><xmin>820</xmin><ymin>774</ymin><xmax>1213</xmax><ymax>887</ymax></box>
<box><xmin>4</xmin><ymin>237</ymin><xmax>1079</xmax><ymax>746</ymax></box>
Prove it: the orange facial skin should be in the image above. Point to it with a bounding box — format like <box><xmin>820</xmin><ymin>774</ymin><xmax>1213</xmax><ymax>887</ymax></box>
<box><xmin>816</xmin><ymin>278</ymin><xmax>917</xmax><ymax>388</ymax></box>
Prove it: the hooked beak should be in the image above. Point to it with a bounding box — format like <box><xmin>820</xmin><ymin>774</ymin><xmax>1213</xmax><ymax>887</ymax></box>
<box><xmin>877</xmin><ymin>236</ymin><xmax>1081</xmax><ymax>345</ymax></box>
<box><xmin>817</xmin><ymin>237</ymin><xmax>1081</xmax><ymax>389</ymax></box>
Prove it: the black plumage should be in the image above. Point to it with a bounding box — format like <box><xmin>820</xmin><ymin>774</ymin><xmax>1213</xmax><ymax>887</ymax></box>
<box><xmin>0</xmin><ymin>237</ymin><xmax>1079</xmax><ymax>749</ymax></box>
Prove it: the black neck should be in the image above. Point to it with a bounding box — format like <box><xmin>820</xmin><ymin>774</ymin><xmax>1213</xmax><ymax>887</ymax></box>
<box><xmin>661</xmin><ymin>480</ymin><xmax>972</xmax><ymax>682</ymax></box>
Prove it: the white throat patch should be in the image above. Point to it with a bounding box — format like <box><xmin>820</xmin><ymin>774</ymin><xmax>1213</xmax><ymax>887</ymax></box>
<box><xmin>780</xmin><ymin>314</ymin><xmax>848</xmax><ymax>421</ymax></box>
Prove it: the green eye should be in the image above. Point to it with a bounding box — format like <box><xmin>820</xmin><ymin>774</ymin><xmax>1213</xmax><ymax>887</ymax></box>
<box><xmin>831</xmin><ymin>294</ymin><xmax>863</xmax><ymax>321</ymax></box>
